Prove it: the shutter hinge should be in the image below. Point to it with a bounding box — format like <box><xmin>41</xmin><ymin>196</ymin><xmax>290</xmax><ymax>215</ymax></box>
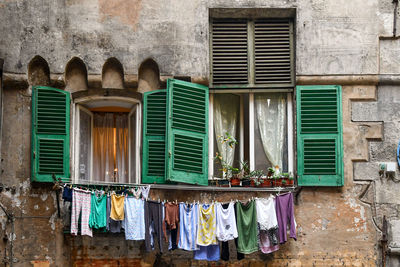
<box><xmin>33</xmin><ymin>152</ymin><xmax>36</xmax><ymax>159</ymax></box>
<box><xmin>168</xmin><ymin>151</ymin><xmax>171</xmax><ymax>158</ymax></box>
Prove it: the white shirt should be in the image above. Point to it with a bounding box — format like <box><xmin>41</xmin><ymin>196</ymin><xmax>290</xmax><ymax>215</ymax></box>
<box><xmin>215</xmin><ymin>202</ymin><xmax>238</xmax><ymax>241</ymax></box>
<box><xmin>256</xmin><ymin>196</ymin><xmax>278</xmax><ymax>231</ymax></box>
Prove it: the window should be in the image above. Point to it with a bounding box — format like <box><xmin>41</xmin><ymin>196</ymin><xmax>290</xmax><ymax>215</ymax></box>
<box><xmin>209</xmin><ymin>17</ymin><xmax>295</xmax><ymax>178</ymax></box>
<box><xmin>31</xmin><ymin>86</ymin><xmax>142</xmax><ymax>184</ymax></box>
<box><xmin>73</xmin><ymin>98</ymin><xmax>141</xmax><ymax>184</ymax></box>
<box><xmin>209</xmin><ymin>92</ymin><xmax>293</xmax><ymax>178</ymax></box>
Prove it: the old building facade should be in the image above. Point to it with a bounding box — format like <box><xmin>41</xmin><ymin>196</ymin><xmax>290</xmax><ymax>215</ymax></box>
<box><xmin>0</xmin><ymin>0</ymin><xmax>400</xmax><ymax>266</ymax></box>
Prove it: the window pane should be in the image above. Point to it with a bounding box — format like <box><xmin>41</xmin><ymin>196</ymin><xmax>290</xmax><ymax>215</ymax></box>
<box><xmin>254</xmin><ymin>93</ymin><xmax>288</xmax><ymax>172</ymax></box>
<box><xmin>213</xmin><ymin>94</ymin><xmax>241</xmax><ymax>178</ymax></box>
<box><xmin>78</xmin><ymin>110</ymin><xmax>91</xmax><ymax>181</ymax></box>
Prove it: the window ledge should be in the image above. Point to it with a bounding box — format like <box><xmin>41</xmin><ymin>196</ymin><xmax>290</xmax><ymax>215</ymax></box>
<box><xmin>149</xmin><ymin>184</ymin><xmax>296</xmax><ymax>192</ymax></box>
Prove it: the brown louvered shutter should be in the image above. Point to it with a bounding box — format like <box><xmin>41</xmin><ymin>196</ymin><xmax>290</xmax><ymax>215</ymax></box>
<box><xmin>211</xmin><ymin>19</ymin><xmax>248</xmax><ymax>85</ymax></box>
<box><xmin>254</xmin><ymin>19</ymin><xmax>294</xmax><ymax>86</ymax></box>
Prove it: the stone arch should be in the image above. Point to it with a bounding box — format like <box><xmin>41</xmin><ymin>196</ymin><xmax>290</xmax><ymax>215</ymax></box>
<box><xmin>28</xmin><ymin>56</ymin><xmax>50</xmax><ymax>86</ymax></box>
<box><xmin>102</xmin><ymin>57</ymin><xmax>124</xmax><ymax>89</ymax></box>
<box><xmin>65</xmin><ymin>57</ymin><xmax>88</xmax><ymax>92</ymax></box>
<box><xmin>138</xmin><ymin>58</ymin><xmax>160</xmax><ymax>93</ymax></box>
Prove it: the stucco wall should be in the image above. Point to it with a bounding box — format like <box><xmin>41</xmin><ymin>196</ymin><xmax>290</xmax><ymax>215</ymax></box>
<box><xmin>0</xmin><ymin>0</ymin><xmax>395</xmax><ymax>77</ymax></box>
<box><xmin>0</xmin><ymin>0</ymin><xmax>399</xmax><ymax>266</ymax></box>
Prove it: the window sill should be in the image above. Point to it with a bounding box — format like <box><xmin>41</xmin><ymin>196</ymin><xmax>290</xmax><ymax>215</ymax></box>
<box><xmin>149</xmin><ymin>184</ymin><xmax>296</xmax><ymax>192</ymax></box>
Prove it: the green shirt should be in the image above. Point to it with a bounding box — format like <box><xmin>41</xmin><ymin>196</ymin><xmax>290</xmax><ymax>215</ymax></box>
<box><xmin>89</xmin><ymin>192</ymin><xmax>107</xmax><ymax>229</ymax></box>
<box><xmin>236</xmin><ymin>200</ymin><xmax>258</xmax><ymax>254</ymax></box>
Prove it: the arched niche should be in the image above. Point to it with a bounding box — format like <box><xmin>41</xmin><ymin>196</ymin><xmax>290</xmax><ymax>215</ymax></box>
<box><xmin>102</xmin><ymin>57</ymin><xmax>124</xmax><ymax>89</ymax></box>
<box><xmin>28</xmin><ymin>56</ymin><xmax>50</xmax><ymax>86</ymax></box>
<box><xmin>65</xmin><ymin>57</ymin><xmax>88</xmax><ymax>92</ymax></box>
<box><xmin>138</xmin><ymin>58</ymin><xmax>160</xmax><ymax>93</ymax></box>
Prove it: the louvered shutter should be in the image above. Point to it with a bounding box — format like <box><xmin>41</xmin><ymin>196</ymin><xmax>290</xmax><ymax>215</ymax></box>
<box><xmin>211</xmin><ymin>19</ymin><xmax>248</xmax><ymax>85</ymax></box>
<box><xmin>31</xmin><ymin>86</ymin><xmax>70</xmax><ymax>182</ymax></box>
<box><xmin>254</xmin><ymin>19</ymin><xmax>294</xmax><ymax>86</ymax></box>
<box><xmin>296</xmin><ymin>85</ymin><xmax>344</xmax><ymax>186</ymax></box>
<box><xmin>142</xmin><ymin>90</ymin><xmax>167</xmax><ymax>184</ymax></box>
<box><xmin>166</xmin><ymin>79</ymin><xmax>209</xmax><ymax>186</ymax></box>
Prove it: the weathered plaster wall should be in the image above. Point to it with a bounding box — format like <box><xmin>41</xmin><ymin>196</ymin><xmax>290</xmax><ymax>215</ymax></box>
<box><xmin>0</xmin><ymin>0</ymin><xmax>396</xmax><ymax>77</ymax></box>
<box><xmin>0</xmin><ymin>0</ymin><xmax>398</xmax><ymax>266</ymax></box>
<box><xmin>352</xmin><ymin>84</ymin><xmax>400</xmax><ymax>267</ymax></box>
<box><xmin>0</xmin><ymin>80</ymin><xmax>380</xmax><ymax>266</ymax></box>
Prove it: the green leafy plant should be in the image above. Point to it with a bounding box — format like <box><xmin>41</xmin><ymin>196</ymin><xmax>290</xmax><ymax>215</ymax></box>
<box><xmin>214</xmin><ymin>132</ymin><xmax>239</xmax><ymax>179</ymax></box>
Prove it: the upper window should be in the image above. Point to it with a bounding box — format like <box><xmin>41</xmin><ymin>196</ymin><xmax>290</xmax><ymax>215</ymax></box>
<box><xmin>210</xmin><ymin>18</ymin><xmax>294</xmax><ymax>88</ymax></box>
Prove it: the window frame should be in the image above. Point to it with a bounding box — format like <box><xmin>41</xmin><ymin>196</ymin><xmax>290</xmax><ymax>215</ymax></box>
<box><xmin>71</xmin><ymin>96</ymin><xmax>142</xmax><ymax>184</ymax></box>
<box><xmin>208</xmin><ymin>91</ymin><xmax>294</xmax><ymax>179</ymax></box>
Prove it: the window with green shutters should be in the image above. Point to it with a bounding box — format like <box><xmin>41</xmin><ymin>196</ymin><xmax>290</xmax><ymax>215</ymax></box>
<box><xmin>142</xmin><ymin>79</ymin><xmax>209</xmax><ymax>185</ymax></box>
<box><xmin>296</xmin><ymin>85</ymin><xmax>344</xmax><ymax>186</ymax></box>
<box><xmin>31</xmin><ymin>86</ymin><xmax>71</xmax><ymax>182</ymax></box>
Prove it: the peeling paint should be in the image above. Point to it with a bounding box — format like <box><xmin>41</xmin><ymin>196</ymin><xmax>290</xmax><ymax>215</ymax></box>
<box><xmin>98</xmin><ymin>0</ymin><xmax>142</xmax><ymax>30</ymax></box>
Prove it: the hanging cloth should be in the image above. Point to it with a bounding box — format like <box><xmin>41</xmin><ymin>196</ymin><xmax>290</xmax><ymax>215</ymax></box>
<box><xmin>256</xmin><ymin>197</ymin><xmax>279</xmax><ymax>253</ymax></box>
<box><xmin>275</xmin><ymin>192</ymin><xmax>297</xmax><ymax>244</ymax></box>
<box><xmin>132</xmin><ymin>187</ymin><xmax>142</xmax><ymax>199</ymax></box>
<box><xmin>178</xmin><ymin>203</ymin><xmax>199</xmax><ymax>251</ymax></box>
<box><xmin>236</xmin><ymin>200</ymin><xmax>258</xmax><ymax>254</ymax></box>
<box><xmin>88</xmin><ymin>191</ymin><xmax>107</xmax><ymax>229</ymax></box>
<box><xmin>215</xmin><ymin>202</ymin><xmax>238</xmax><ymax>241</ymax></box>
<box><xmin>163</xmin><ymin>202</ymin><xmax>180</xmax><ymax>250</ymax></box>
<box><xmin>123</xmin><ymin>197</ymin><xmax>145</xmax><ymax>240</ymax></box>
<box><xmin>196</xmin><ymin>204</ymin><xmax>218</xmax><ymax>246</ymax></box>
<box><xmin>110</xmin><ymin>193</ymin><xmax>125</xmax><ymax>221</ymax></box>
<box><xmin>141</xmin><ymin>185</ymin><xmax>151</xmax><ymax>200</ymax></box>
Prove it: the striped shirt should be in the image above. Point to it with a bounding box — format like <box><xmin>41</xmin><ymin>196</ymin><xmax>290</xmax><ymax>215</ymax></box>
<box><xmin>178</xmin><ymin>203</ymin><xmax>199</xmax><ymax>251</ymax></box>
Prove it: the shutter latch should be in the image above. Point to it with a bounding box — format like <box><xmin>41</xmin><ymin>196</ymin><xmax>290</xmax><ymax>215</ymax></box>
<box><xmin>33</xmin><ymin>152</ymin><xmax>36</xmax><ymax>159</ymax></box>
<box><xmin>168</xmin><ymin>151</ymin><xmax>171</xmax><ymax>158</ymax></box>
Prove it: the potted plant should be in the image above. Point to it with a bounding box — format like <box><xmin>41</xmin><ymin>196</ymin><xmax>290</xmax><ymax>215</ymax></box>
<box><xmin>214</xmin><ymin>133</ymin><xmax>239</xmax><ymax>186</ymax></box>
<box><xmin>249</xmin><ymin>170</ymin><xmax>264</xmax><ymax>187</ymax></box>
<box><xmin>240</xmin><ymin>161</ymin><xmax>252</xmax><ymax>187</ymax></box>
<box><xmin>287</xmin><ymin>174</ymin><xmax>294</xmax><ymax>186</ymax></box>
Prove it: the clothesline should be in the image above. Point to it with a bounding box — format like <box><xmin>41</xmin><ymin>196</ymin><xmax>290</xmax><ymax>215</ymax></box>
<box><xmin>65</xmin><ymin>186</ymin><xmax>297</xmax><ymax>261</ymax></box>
<box><xmin>63</xmin><ymin>183</ymin><xmax>290</xmax><ymax>204</ymax></box>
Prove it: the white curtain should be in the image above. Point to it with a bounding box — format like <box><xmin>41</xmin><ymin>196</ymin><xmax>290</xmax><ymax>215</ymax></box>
<box><xmin>255</xmin><ymin>93</ymin><xmax>286</xmax><ymax>168</ymax></box>
<box><xmin>213</xmin><ymin>94</ymin><xmax>239</xmax><ymax>175</ymax></box>
<box><xmin>116</xmin><ymin>114</ymin><xmax>129</xmax><ymax>183</ymax></box>
<box><xmin>93</xmin><ymin>113</ymin><xmax>114</xmax><ymax>182</ymax></box>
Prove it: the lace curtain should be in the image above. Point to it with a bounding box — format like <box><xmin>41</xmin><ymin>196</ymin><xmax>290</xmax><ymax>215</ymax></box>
<box><xmin>213</xmin><ymin>94</ymin><xmax>240</xmax><ymax>175</ymax></box>
<box><xmin>255</xmin><ymin>93</ymin><xmax>286</xmax><ymax>168</ymax></box>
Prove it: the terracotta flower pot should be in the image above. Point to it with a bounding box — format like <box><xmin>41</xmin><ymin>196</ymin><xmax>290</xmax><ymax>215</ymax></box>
<box><xmin>230</xmin><ymin>178</ymin><xmax>241</xmax><ymax>187</ymax></box>
<box><xmin>274</xmin><ymin>179</ymin><xmax>282</xmax><ymax>187</ymax></box>
<box><xmin>287</xmin><ymin>179</ymin><xmax>294</xmax><ymax>186</ymax></box>
<box><xmin>258</xmin><ymin>179</ymin><xmax>273</xmax><ymax>187</ymax></box>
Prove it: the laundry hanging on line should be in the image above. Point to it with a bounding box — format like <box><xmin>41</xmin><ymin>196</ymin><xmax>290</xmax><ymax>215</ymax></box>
<box><xmin>63</xmin><ymin>185</ymin><xmax>297</xmax><ymax>260</ymax></box>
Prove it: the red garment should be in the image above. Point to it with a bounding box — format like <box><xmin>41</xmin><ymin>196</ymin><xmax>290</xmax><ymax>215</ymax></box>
<box><xmin>163</xmin><ymin>202</ymin><xmax>180</xmax><ymax>242</ymax></box>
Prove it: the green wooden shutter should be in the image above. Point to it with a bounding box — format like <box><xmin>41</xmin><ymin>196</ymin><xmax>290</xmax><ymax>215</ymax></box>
<box><xmin>297</xmin><ymin>85</ymin><xmax>344</xmax><ymax>186</ymax></box>
<box><xmin>31</xmin><ymin>86</ymin><xmax>70</xmax><ymax>182</ymax></box>
<box><xmin>165</xmin><ymin>79</ymin><xmax>209</xmax><ymax>186</ymax></box>
<box><xmin>142</xmin><ymin>89</ymin><xmax>167</xmax><ymax>184</ymax></box>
